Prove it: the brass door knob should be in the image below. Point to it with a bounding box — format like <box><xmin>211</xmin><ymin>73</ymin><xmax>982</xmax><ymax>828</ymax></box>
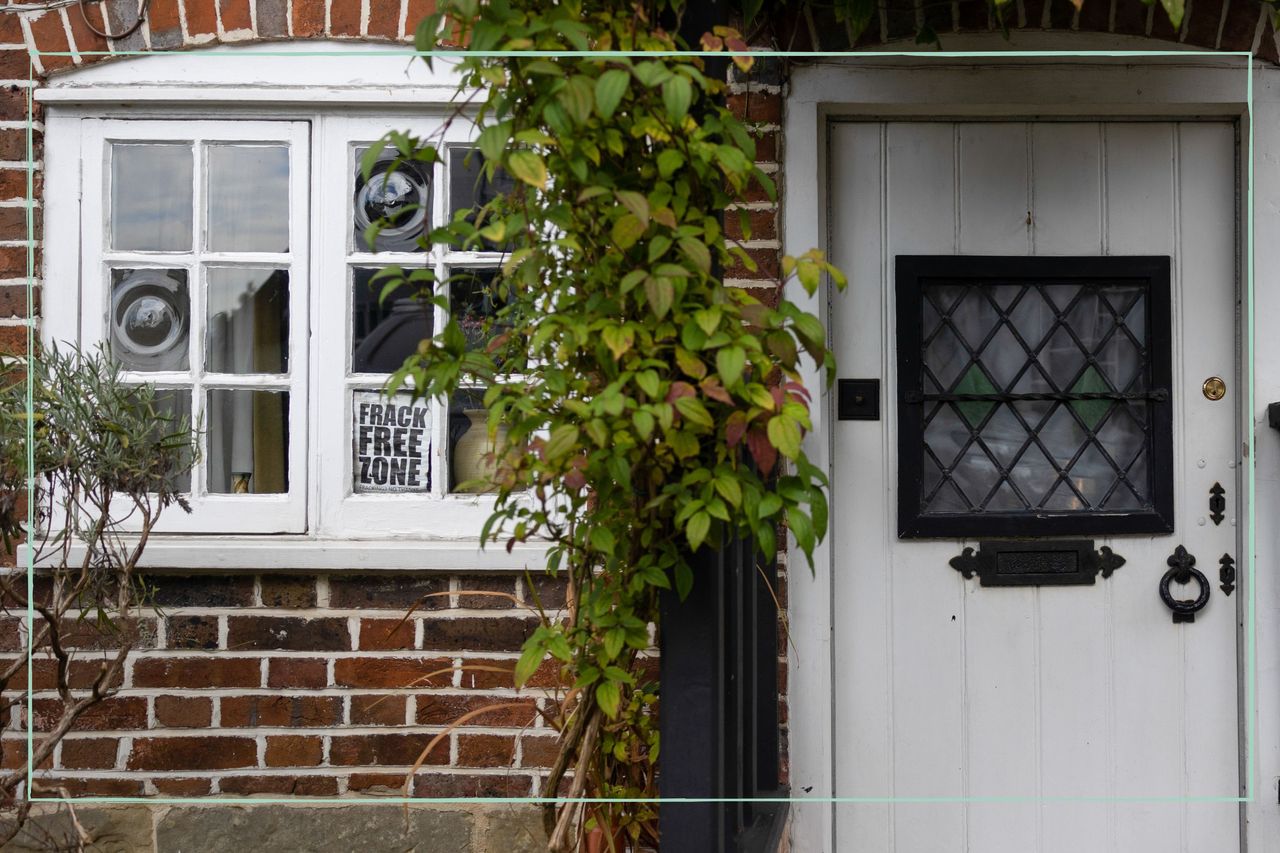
<box><xmin>1202</xmin><ymin>377</ymin><xmax>1226</xmax><ymax>401</ymax></box>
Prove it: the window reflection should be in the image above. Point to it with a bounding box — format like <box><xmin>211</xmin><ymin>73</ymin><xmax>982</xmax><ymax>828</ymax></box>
<box><xmin>206</xmin><ymin>268</ymin><xmax>289</xmax><ymax>374</ymax></box>
<box><xmin>109</xmin><ymin>268</ymin><xmax>190</xmax><ymax>372</ymax></box>
<box><xmin>206</xmin><ymin>389</ymin><xmax>288</xmax><ymax>494</ymax></box>
<box><xmin>351</xmin><ymin>267</ymin><xmax>432</xmax><ymax>374</ymax></box>
<box><xmin>111</xmin><ymin>143</ymin><xmax>193</xmax><ymax>252</ymax></box>
<box><xmin>206</xmin><ymin>145</ymin><xmax>289</xmax><ymax>253</ymax></box>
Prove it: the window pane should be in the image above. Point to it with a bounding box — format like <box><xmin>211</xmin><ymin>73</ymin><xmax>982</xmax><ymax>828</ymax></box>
<box><xmin>449</xmin><ymin>388</ymin><xmax>503</xmax><ymax>494</ymax></box>
<box><xmin>206</xmin><ymin>268</ymin><xmax>289</xmax><ymax>374</ymax></box>
<box><xmin>450</xmin><ymin>269</ymin><xmax>505</xmax><ymax>352</ymax></box>
<box><xmin>150</xmin><ymin>388</ymin><xmax>192</xmax><ymax>494</ymax></box>
<box><xmin>352</xmin><ymin>390</ymin><xmax>431</xmax><ymax>494</ymax></box>
<box><xmin>449</xmin><ymin>148</ymin><xmax>516</xmax><ymax>249</ymax></box>
<box><xmin>206</xmin><ymin>145</ymin><xmax>290</xmax><ymax>253</ymax></box>
<box><xmin>351</xmin><ymin>267</ymin><xmax>432</xmax><ymax>374</ymax></box>
<box><xmin>109</xmin><ymin>268</ymin><xmax>190</xmax><ymax>371</ymax></box>
<box><xmin>206</xmin><ymin>389</ymin><xmax>288</xmax><ymax>494</ymax></box>
<box><xmin>111</xmin><ymin>143</ymin><xmax>193</xmax><ymax>251</ymax></box>
<box><xmin>353</xmin><ymin>149</ymin><xmax>430</xmax><ymax>253</ymax></box>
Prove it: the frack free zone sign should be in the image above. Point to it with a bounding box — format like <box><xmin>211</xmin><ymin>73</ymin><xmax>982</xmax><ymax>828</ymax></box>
<box><xmin>353</xmin><ymin>391</ymin><xmax>431</xmax><ymax>493</ymax></box>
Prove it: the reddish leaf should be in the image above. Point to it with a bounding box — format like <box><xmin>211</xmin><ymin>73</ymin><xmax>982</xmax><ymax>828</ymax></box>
<box><xmin>700</xmin><ymin>377</ymin><xmax>734</xmax><ymax>405</ymax></box>
<box><xmin>745</xmin><ymin>427</ymin><xmax>777</xmax><ymax>475</ymax></box>
<box><xmin>770</xmin><ymin>385</ymin><xmax>786</xmax><ymax>409</ymax></box>
<box><xmin>784</xmin><ymin>381</ymin><xmax>812</xmax><ymax>403</ymax></box>
<box><xmin>725</xmin><ymin>412</ymin><xmax>748</xmax><ymax>448</ymax></box>
<box><xmin>700</xmin><ymin>32</ymin><xmax>724</xmax><ymax>51</ymax></box>
<box><xmin>666</xmin><ymin>381</ymin><xmax>697</xmax><ymax>402</ymax></box>
<box><xmin>565</xmin><ymin>469</ymin><xmax>587</xmax><ymax>490</ymax></box>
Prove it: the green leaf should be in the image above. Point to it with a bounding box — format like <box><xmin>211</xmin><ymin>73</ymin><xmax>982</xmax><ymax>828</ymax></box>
<box><xmin>675</xmin><ymin>562</ymin><xmax>694</xmax><ymax>600</ymax></box>
<box><xmin>714</xmin><ymin>476</ymin><xmax>743</xmax><ymax>507</ymax></box>
<box><xmin>506</xmin><ymin>150</ymin><xmax>547</xmax><ymax>189</ymax></box>
<box><xmin>545</xmin><ymin>425</ymin><xmax>580</xmax><ymax>459</ymax></box>
<box><xmin>559</xmin><ymin>75</ymin><xmax>595</xmax><ymax>125</ymax></box>
<box><xmin>787</xmin><ymin>505</ymin><xmax>816</xmax><ymax>558</ymax></box>
<box><xmin>603</xmin><ymin>628</ymin><xmax>625</xmax><ymax>660</ymax></box>
<box><xmin>616</xmin><ymin>190</ymin><xmax>650</xmax><ymax>226</ymax></box>
<box><xmin>767</xmin><ymin>414</ymin><xmax>802</xmax><ymax>460</ymax></box>
<box><xmin>657</xmin><ymin>149</ymin><xmax>685</xmax><ymax>179</ymax></box>
<box><xmin>662</xmin><ymin>76</ymin><xmax>693</xmax><ymax>124</ymax></box>
<box><xmin>635</xmin><ymin>370</ymin><xmax>660</xmax><ymax>398</ymax></box>
<box><xmin>601</xmin><ymin>325</ymin><xmax>634</xmax><ymax>360</ymax></box>
<box><xmin>596</xmin><ymin>680</ymin><xmax>622</xmax><ymax>718</ymax></box>
<box><xmin>716</xmin><ymin>346</ymin><xmax>746</xmax><ymax>388</ymax></box>
<box><xmin>1158</xmin><ymin>0</ymin><xmax>1185</xmax><ymax>29</ymax></box>
<box><xmin>612</xmin><ymin>213</ymin><xmax>646</xmax><ymax>250</ymax></box>
<box><xmin>514</xmin><ymin>638</ymin><xmax>546</xmax><ymax>688</ymax></box>
<box><xmin>594</xmin><ymin>69</ymin><xmax>630</xmax><ymax>120</ymax></box>
<box><xmin>632</xmin><ymin>409</ymin><xmax>655</xmax><ymax>439</ymax></box>
<box><xmin>679</xmin><ymin>237</ymin><xmax>711</xmax><ymax>274</ymax></box>
<box><xmin>674</xmin><ymin>396</ymin><xmax>714</xmax><ymax>429</ymax></box>
<box><xmin>686</xmin><ymin>510</ymin><xmax>712</xmax><ymax>550</ymax></box>
<box><xmin>590</xmin><ymin>526</ymin><xmax>617</xmax><ymax>555</ymax></box>
<box><xmin>757</xmin><ymin>492</ymin><xmax>783</xmax><ymax>519</ymax></box>
<box><xmin>476</xmin><ymin>122</ymin><xmax>512</xmax><ymax>163</ymax></box>
<box><xmin>644</xmin><ymin>277</ymin><xmax>674</xmax><ymax>319</ymax></box>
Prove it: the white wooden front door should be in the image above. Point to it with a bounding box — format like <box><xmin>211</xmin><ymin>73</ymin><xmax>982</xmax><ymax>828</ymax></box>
<box><xmin>829</xmin><ymin>120</ymin><xmax>1242</xmax><ymax>852</ymax></box>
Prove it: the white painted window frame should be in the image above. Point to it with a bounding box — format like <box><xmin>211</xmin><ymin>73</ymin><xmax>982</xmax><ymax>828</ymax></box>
<box><xmin>36</xmin><ymin>44</ymin><xmax>548</xmax><ymax>570</ymax></box>
<box><xmin>781</xmin><ymin>53</ymin><xmax>1270</xmax><ymax>853</ymax></box>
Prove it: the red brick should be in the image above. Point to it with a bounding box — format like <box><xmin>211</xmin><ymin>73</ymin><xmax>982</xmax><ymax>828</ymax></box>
<box><xmin>150</xmin><ymin>575</ymin><xmax>254</xmax><ymax>607</ymax></box>
<box><xmin>0</xmin><ymin>51</ymin><xmax>33</xmax><ymax>82</ymax></box>
<box><xmin>264</xmin><ymin>734</ymin><xmax>323</xmax><ymax>766</ymax></box>
<box><xmin>420</xmin><ymin>615</ymin><xmax>537</xmax><ymax>652</ymax></box>
<box><xmin>368</xmin><ymin>0</ymin><xmax>401</xmax><ymax>38</ymax></box>
<box><xmin>457</xmin><ymin>733</ymin><xmax>515</xmax><ymax>767</ymax></box>
<box><xmin>412</xmin><ymin>771</ymin><xmax>531</xmax><ymax>798</ymax></box>
<box><xmin>358</xmin><ymin>618</ymin><xmax>414</xmax><ymax>651</ymax></box>
<box><xmin>452</xmin><ymin>656</ymin><xmax>561</xmax><ymax>690</ymax></box>
<box><xmin>259</xmin><ymin>575</ymin><xmax>316</xmax><ymax>608</ymax></box>
<box><xmin>31</xmin><ymin>696</ymin><xmax>146</xmax><ymax>732</ymax></box>
<box><xmin>218</xmin><ymin>0</ymin><xmax>253</xmax><ymax>31</ymax></box>
<box><xmin>405</xmin><ymin>0</ymin><xmax>437</xmax><ymax>42</ymax></box>
<box><xmin>330</xmin><ymin>0</ymin><xmax>362</xmax><ymax>36</ymax></box>
<box><xmin>28</xmin><ymin>12</ymin><xmax>74</xmax><ymax>73</ymax></box>
<box><xmin>726</xmin><ymin>246</ymin><xmax>781</xmax><ymax>280</ymax></box>
<box><xmin>0</xmin><ymin>320</ymin><xmax>27</xmax><ymax>352</ymax></box>
<box><xmin>0</xmin><ymin>204</ymin><xmax>41</xmax><ymax>240</ymax></box>
<box><xmin>218</xmin><ymin>775</ymin><xmax>339</xmax><ymax>795</ymax></box>
<box><xmin>227</xmin><ymin>616</ymin><xmax>350</xmax><ymax>651</ymax></box>
<box><xmin>147</xmin><ymin>0</ymin><xmax>183</xmax><ymax>46</ymax></box>
<box><xmin>527</xmin><ymin>576</ymin><xmax>567</xmax><ymax>610</ymax></box>
<box><xmin>0</xmin><ymin>168</ymin><xmax>40</xmax><ymax>202</ymax></box>
<box><xmin>132</xmin><ymin>657</ymin><xmax>260</xmax><ymax>689</ymax></box>
<box><xmin>0</xmin><ymin>10</ymin><xmax>23</xmax><ymax>45</ymax></box>
<box><xmin>327</xmin><ymin>575</ymin><xmax>448</xmax><ymax>609</ymax></box>
<box><xmin>458</xmin><ymin>577</ymin><xmax>516</xmax><ymax>609</ymax></box>
<box><xmin>220</xmin><ymin>694</ymin><xmax>341</xmax><ymax>727</ymax></box>
<box><xmin>351</xmin><ymin>693</ymin><xmax>405</xmax><ymax>726</ymax></box>
<box><xmin>127</xmin><ymin>736</ymin><xmax>256</xmax><ymax>770</ymax></box>
<box><xmin>519</xmin><ymin>735</ymin><xmax>560</xmax><ymax>768</ymax></box>
<box><xmin>153</xmin><ymin>777</ymin><xmax>212</xmax><ymax>795</ymax></box>
<box><xmin>292</xmin><ymin>0</ymin><xmax>325</xmax><ymax>36</ymax></box>
<box><xmin>727</xmin><ymin>92</ymin><xmax>782</xmax><ymax>124</ymax></box>
<box><xmin>333</xmin><ymin>656</ymin><xmax>451</xmax><ymax>689</ymax></box>
<box><xmin>348</xmin><ymin>772</ymin><xmax>406</xmax><ymax>793</ymax></box>
<box><xmin>12</xmin><ymin>656</ymin><xmax>123</xmax><ymax>691</ymax></box>
<box><xmin>0</xmin><ymin>89</ymin><xmax>36</xmax><ymax>122</ymax></box>
<box><xmin>33</xmin><ymin>777</ymin><xmax>143</xmax><ymax>796</ymax></box>
<box><xmin>65</xmin><ymin>3</ymin><xmax>110</xmax><ymax>55</ymax></box>
<box><xmin>59</xmin><ymin>737</ymin><xmax>117</xmax><ymax>769</ymax></box>
<box><xmin>725</xmin><ymin>207</ymin><xmax>777</xmax><ymax>243</ymax></box>
<box><xmin>415</xmin><ymin>693</ymin><xmax>538</xmax><ymax>727</ymax></box>
<box><xmin>183</xmin><ymin>0</ymin><xmax>219</xmax><ymax>36</ymax></box>
<box><xmin>166</xmin><ymin>615</ymin><xmax>219</xmax><ymax>650</ymax></box>
<box><xmin>154</xmin><ymin>695</ymin><xmax>213</xmax><ymax>728</ymax></box>
<box><xmin>267</xmin><ymin>656</ymin><xmax>328</xmax><ymax>689</ymax></box>
<box><xmin>330</xmin><ymin>732</ymin><xmax>447</xmax><ymax>766</ymax></box>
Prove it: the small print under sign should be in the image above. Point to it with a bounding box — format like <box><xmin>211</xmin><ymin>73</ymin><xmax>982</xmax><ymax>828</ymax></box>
<box><xmin>353</xmin><ymin>391</ymin><xmax>431</xmax><ymax>493</ymax></box>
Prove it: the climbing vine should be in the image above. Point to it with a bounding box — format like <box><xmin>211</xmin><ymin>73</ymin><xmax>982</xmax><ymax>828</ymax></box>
<box><xmin>370</xmin><ymin>1</ymin><xmax>843</xmax><ymax>849</ymax></box>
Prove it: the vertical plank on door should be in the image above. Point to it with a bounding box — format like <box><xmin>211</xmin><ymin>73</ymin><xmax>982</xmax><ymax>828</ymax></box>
<box><xmin>954</xmin><ymin>122</ymin><xmax>1041</xmax><ymax>853</ymax></box>
<box><xmin>1104</xmin><ymin>122</ymin><xmax>1183</xmax><ymax>852</ymax></box>
<box><xmin>884</xmin><ymin>122</ymin><xmax>967</xmax><ymax>853</ymax></box>
<box><xmin>1030</xmin><ymin>122</ymin><xmax>1112</xmax><ymax>853</ymax></box>
<box><xmin>829</xmin><ymin>121</ymin><xmax>893</xmax><ymax>853</ymax></box>
<box><xmin>1175</xmin><ymin>121</ymin><xmax>1242</xmax><ymax>851</ymax></box>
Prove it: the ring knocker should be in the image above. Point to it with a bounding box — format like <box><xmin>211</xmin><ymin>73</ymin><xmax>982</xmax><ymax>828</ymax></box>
<box><xmin>1160</xmin><ymin>545</ymin><xmax>1211</xmax><ymax>623</ymax></box>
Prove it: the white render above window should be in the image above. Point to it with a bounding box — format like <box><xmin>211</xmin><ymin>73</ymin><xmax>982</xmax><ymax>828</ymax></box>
<box><xmin>39</xmin><ymin>48</ymin><xmax>526</xmax><ymax>558</ymax></box>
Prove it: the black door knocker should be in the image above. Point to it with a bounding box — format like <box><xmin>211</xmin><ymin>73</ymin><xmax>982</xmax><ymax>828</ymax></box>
<box><xmin>1159</xmin><ymin>545</ymin><xmax>1210</xmax><ymax>623</ymax></box>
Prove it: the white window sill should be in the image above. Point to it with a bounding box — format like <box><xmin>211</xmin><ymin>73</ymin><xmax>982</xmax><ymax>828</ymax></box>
<box><xmin>19</xmin><ymin>537</ymin><xmax>551</xmax><ymax>572</ymax></box>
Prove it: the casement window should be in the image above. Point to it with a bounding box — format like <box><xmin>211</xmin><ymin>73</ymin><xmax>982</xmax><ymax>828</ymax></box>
<box><xmin>896</xmin><ymin>255</ymin><xmax>1174</xmax><ymax>538</ymax></box>
<box><xmin>39</xmin><ymin>52</ymin><xmax>532</xmax><ymax>561</ymax></box>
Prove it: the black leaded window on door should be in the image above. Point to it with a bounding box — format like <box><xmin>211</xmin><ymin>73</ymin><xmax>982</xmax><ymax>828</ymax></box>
<box><xmin>896</xmin><ymin>256</ymin><xmax>1174</xmax><ymax>538</ymax></box>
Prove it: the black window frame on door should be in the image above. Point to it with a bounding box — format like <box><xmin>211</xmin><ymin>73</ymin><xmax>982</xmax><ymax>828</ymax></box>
<box><xmin>896</xmin><ymin>255</ymin><xmax>1175</xmax><ymax>539</ymax></box>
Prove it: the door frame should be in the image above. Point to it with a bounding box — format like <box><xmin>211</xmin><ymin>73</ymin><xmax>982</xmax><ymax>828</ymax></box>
<box><xmin>782</xmin><ymin>53</ymin><xmax>1270</xmax><ymax>853</ymax></box>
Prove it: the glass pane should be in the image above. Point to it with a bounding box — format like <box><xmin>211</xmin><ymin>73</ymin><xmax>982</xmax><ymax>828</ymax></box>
<box><xmin>352</xmin><ymin>390</ymin><xmax>431</xmax><ymax>493</ymax></box>
<box><xmin>109</xmin><ymin>268</ymin><xmax>190</xmax><ymax>371</ymax></box>
<box><xmin>206</xmin><ymin>145</ymin><xmax>289</xmax><ymax>253</ymax></box>
<box><xmin>450</xmin><ymin>269</ymin><xmax>504</xmax><ymax>352</ymax></box>
<box><xmin>150</xmin><ymin>388</ymin><xmax>192</xmax><ymax>494</ymax></box>
<box><xmin>449</xmin><ymin>148</ymin><xmax>517</xmax><ymax>250</ymax></box>
<box><xmin>449</xmin><ymin>388</ymin><xmax>503</xmax><ymax>494</ymax></box>
<box><xmin>354</xmin><ymin>148</ymin><xmax>430</xmax><ymax>253</ymax></box>
<box><xmin>351</xmin><ymin>267</ymin><xmax>433</xmax><ymax>374</ymax></box>
<box><xmin>206</xmin><ymin>268</ymin><xmax>289</xmax><ymax>374</ymax></box>
<box><xmin>111</xmin><ymin>143</ymin><xmax>193</xmax><ymax>251</ymax></box>
<box><xmin>206</xmin><ymin>389</ymin><xmax>288</xmax><ymax>494</ymax></box>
